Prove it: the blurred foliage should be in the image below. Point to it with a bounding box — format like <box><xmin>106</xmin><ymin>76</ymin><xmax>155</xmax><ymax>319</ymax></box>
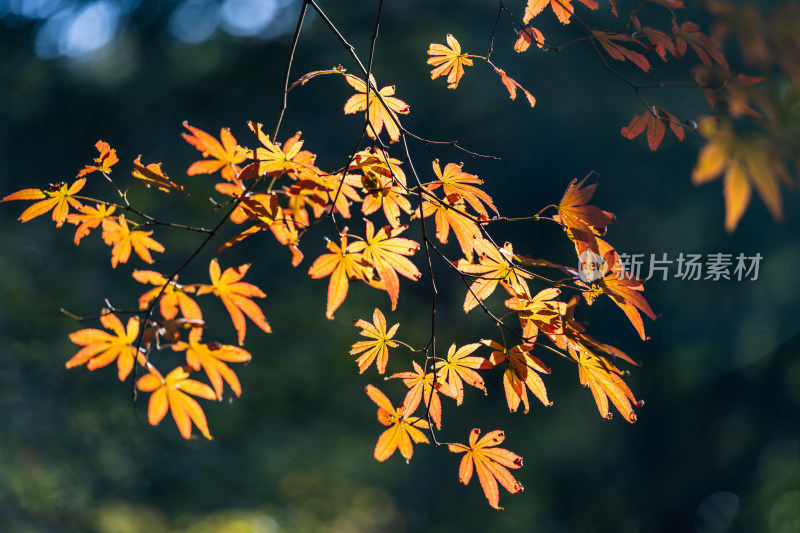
<box><xmin>1</xmin><ymin>1</ymin><xmax>799</xmax><ymax>532</ymax></box>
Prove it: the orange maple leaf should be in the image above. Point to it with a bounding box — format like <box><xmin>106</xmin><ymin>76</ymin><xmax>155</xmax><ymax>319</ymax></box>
<box><xmin>101</xmin><ymin>215</ymin><xmax>165</xmax><ymax>268</ymax></box>
<box><xmin>349</xmin><ymin>220</ymin><xmax>420</xmax><ymax>310</ymax></box>
<box><xmin>555</xmin><ymin>176</ymin><xmax>616</xmax><ymax>253</ymax></box>
<box><xmin>182</xmin><ymin>122</ymin><xmax>248</xmax><ymax>183</ymax></box>
<box><xmin>514</xmin><ymin>26</ymin><xmax>545</xmax><ymax>52</ymax></box>
<box><xmin>591</xmin><ymin>268</ymin><xmax>657</xmax><ymax>342</ymax></box>
<box><xmin>365</xmin><ymin>384</ymin><xmax>429</xmax><ymax>462</ymax></box>
<box><xmin>132</xmin><ymin>156</ymin><xmax>185</xmax><ymax>193</ymax></box>
<box><xmin>248</xmin><ymin>122</ymin><xmax>309</xmax><ymax>176</ymax></box>
<box><xmin>524</xmin><ymin>0</ymin><xmax>598</xmax><ymax>25</ymax></box>
<box><xmin>571</xmin><ymin>345</ymin><xmax>640</xmax><ymax>422</ymax></box>
<box><xmin>672</xmin><ymin>20</ymin><xmax>728</xmax><ymax>69</ymax></box>
<box><xmin>504</xmin><ymin>287</ymin><xmax>566</xmax><ymax>342</ymax></box>
<box><xmin>427</xmin><ymin>34</ymin><xmax>474</xmax><ymax>89</ymax></box>
<box><xmin>434</xmin><ymin>342</ymin><xmax>487</xmax><ymax>405</ymax></box>
<box><xmin>172</xmin><ymin>327</ymin><xmax>251</xmax><ymax>398</ymax></box>
<box><xmin>621</xmin><ymin>107</ymin><xmax>685</xmax><ymax>151</ymax></box>
<box><xmin>196</xmin><ymin>258</ymin><xmax>271</xmax><ymax>345</ymax></box>
<box><xmin>388</xmin><ymin>360</ymin><xmax>454</xmax><ymax>430</ymax></box>
<box><xmin>420</xmin><ymin>193</ymin><xmax>481</xmax><ymax>262</ymax></box>
<box><xmin>691</xmin><ymin>117</ymin><xmax>787</xmax><ymax>232</ymax></box>
<box><xmin>483</xmin><ymin>340</ymin><xmax>552</xmax><ymax>413</ymax></box>
<box><xmin>66</xmin><ymin>312</ymin><xmax>145</xmax><ymax>381</ymax></box>
<box><xmin>351</xmin><ymin>308</ymin><xmax>400</xmax><ymax>375</ymax></box>
<box><xmin>137</xmin><ymin>365</ymin><xmax>217</xmax><ymax>440</ymax></box>
<box><xmin>359</xmin><ymin>173</ymin><xmax>413</xmax><ymax>229</ymax></box>
<box><xmin>67</xmin><ymin>202</ymin><xmax>116</xmax><ymax>245</ymax></box>
<box><xmin>456</xmin><ymin>239</ymin><xmax>532</xmax><ymax>313</ymax></box>
<box><xmin>427</xmin><ymin>160</ymin><xmax>497</xmax><ymax>218</ymax></box>
<box><xmin>350</xmin><ymin>147</ymin><xmax>407</xmax><ymax>187</ymax></box>
<box><xmin>592</xmin><ymin>30</ymin><xmax>651</xmax><ymax>72</ymax></box>
<box><xmin>76</xmin><ymin>140</ymin><xmax>119</xmax><ymax>177</ymax></box>
<box><xmin>1</xmin><ymin>178</ymin><xmax>86</xmax><ymax>227</ymax></box>
<box><xmin>489</xmin><ymin>64</ymin><xmax>536</xmax><ymax>107</ymax></box>
<box><xmin>308</xmin><ymin>233</ymin><xmax>371</xmax><ymax>319</ymax></box>
<box><xmin>343</xmin><ymin>74</ymin><xmax>410</xmax><ymax>143</ymax></box>
<box><xmin>132</xmin><ymin>270</ymin><xmax>202</xmax><ymax>320</ymax></box>
<box><xmin>447</xmin><ymin>428</ymin><xmax>524</xmax><ymax>510</ymax></box>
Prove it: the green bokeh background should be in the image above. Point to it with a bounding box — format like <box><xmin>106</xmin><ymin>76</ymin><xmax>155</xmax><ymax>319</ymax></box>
<box><xmin>1</xmin><ymin>1</ymin><xmax>799</xmax><ymax>532</ymax></box>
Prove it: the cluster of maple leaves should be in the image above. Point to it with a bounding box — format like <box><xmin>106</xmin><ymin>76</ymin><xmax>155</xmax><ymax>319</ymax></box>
<box><xmin>4</xmin><ymin>0</ymin><xmax>789</xmax><ymax>511</ymax></box>
<box><xmin>0</xmin><ymin>114</ymin><xmax>653</xmax><ymax>508</ymax></box>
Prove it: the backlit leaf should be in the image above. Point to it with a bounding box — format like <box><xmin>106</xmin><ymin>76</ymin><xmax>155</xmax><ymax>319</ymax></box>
<box><xmin>447</xmin><ymin>428</ymin><xmax>524</xmax><ymax>510</ymax></box>
<box><xmin>137</xmin><ymin>365</ymin><xmax>217</xmax><ymax>440</ymax></box>
<box><xmin>67</xmin><ymin>312</ymin><xmax>144</xmax><ymax>381</ymax></box>
<box><xmin>351</xmin><ymin>308</ymin><xmax>400</xmax><ymax>374</ymax></box>
<box><xmin>365</xmin><ymin>384</ymin><xmax>429</xmax><ymax>462</ymax></box>
<box><xmin>427</xmin><ymin>34</ymin><xmax>474</xmax><ymax>89</ymax></box>
<box><xmin>196</xmin><ymin>258</ymin><xmax>271</xmax><ymax>345</ymax></box>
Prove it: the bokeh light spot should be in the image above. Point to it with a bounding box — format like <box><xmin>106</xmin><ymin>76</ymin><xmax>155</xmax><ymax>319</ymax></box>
<box><xmin>168</xmin><ymin>0</ymin><xmax>220</xmax><ymax>44</ymax></box>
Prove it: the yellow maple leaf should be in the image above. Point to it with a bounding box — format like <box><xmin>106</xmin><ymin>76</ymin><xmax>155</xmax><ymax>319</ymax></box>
<box><xmin>427</xmin><ymin>34</ymin><xmax>474</xmax><ymax>89</ymax></box>
<box><xmin>343</xmin><ymin>74</ymin><xmax>409</xmax><ymax>142</ymax></box>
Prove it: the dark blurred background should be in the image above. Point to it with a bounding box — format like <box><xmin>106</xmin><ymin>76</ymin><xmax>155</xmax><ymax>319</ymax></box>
<box><xmin>1</xmin><ymin>1</ymin><xmax>799</xmax><ymax>532</ymax></box>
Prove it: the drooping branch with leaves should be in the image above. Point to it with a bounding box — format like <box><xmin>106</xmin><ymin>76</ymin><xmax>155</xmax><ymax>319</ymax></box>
<box><xmin>3</xmin><ymin>0</ymin><xmax>797</xmax><ymax>511</ymax></box>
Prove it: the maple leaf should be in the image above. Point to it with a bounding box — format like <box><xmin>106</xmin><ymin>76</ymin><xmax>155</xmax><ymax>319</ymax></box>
<box><xmin>388</xmin><ymin>361</ymin><xmax>453</xmax><ymax>430</ymax></box>
<box><xmin>592</xmin><ymin>30</ymin><xmax>651</xmax><ymax>72</ymax></box>
<box><xmin>343</xmin><ymin>74</ymin><xmax>410</xmax><ymax>143</ymax></box>
<box><xmin>132</xmin><ymin>270</ymin><xmax>202</xmax><ymax>320</ymax></box>
<box><xmin>426</xmin><ymin>160</ymin><xmax>497</xmax><ymax>218</ymax></box>
<box><xmin>483</xmin><ymin>340</ymin><xmax>552</xmax><ymax>413</ymax></box>
<box><xmin>571</xmin><ymin>345</ymin><xmax>640</xmax><ymax>422</ymax></box>
<box><xmin>420</xmin><ymin>193</ymin><xmax>481</xmax><ymax>262</ymax></box>
<box><xmin>365</xmin><ymin>384</ymin><xmax>429</xmax><ymax>463</ymax></box>
<box><xmin>132</xmin><ymin>156</ymin><xmax>185</xmax><ymax>193</ymax></box>
<box><xmin>505</xmin><ymin>287</ymin><xmax>566</xmax><ymax>342</ymax></box>
<box><xmin>456</xmin><ymin>239</ymin><xmax>532</xmax><ymax>313</ymax></box>
<box><xmin>101</xmin><ymin>215</ymin><xmax>165</xmax><ymax>268</ymax></box>
<box><xmin>427</xmin><ymin>34</ymin><xmax>474</xmax><ymax>89</ymax></box>
<box><xmin>349</xmin><ymin>220</ymin><xmax>420</xmax><ymax>310</ymax></box>
<box><xmin>590</xmin><ymin>264</ymin><xmax>657</xmax><ymax>341</ymax></box>
<box><xmin>630</xmin><ymin>14</ymin><xmax>677</xmax><ymax>61</ymax></box>
<box><xmin>621</xmin><ymin>107</ymin><xmax>686</xmax><ymax>150</ymax></box>
<box><xmin>182</xmin><ymin>122</ymin><xmax>248</xmax><ymax>182</ymax></box>
<box><xmin>672</xmin><ymin>20</ymin><xmax>728</xmax><ymax>70</ymax></box>
<box><xmin>351</xmin><ymin>308</ymin><xmax>400</xmax><ymax>375</ymax></box>
<box><xmin>359</xmin><ymin>172</ymin><xmax>413</xmax><ymax>229</ymax></box>
<box><xmin>350</xmin><ymin>147</ymin><xmax>408</xmax><ymax>188</ymax></box>
<box><xmin>66</xmin><ymin>202</ymin><xmax>116</xmax><ymax>245</ymax></box>
<box><xmin>489</xmin><ymin>64</ymin><xmax>536</xmax><ymax>107</ymax></box>
<box><xmin>248</xmin><ymin>122</ymin><xmax>308</xmax><ymax>176</ymax></box>
<box><xmin>196</xmin><ymin>258</ymin><xmax>271</xmax><ymax>345</ymax></box>
<box><xmin>554</xmin><ymin>176</ymin><xmax>616</xmax><ymax>253</ymax></box>
<box><xmin>691</xmin><ymin>118</ymin><xmax>788</xmax><ymax>232</ymax></box>
<box><xmin>137</xmin><ymin>365</ymin><xmax>217</xmax><ymax>440</ymax></box>
<box><xmin>514</xmin><ymin>26</ymin><xmax>545</xmax><ymax>52</ymax></box>
<box><xmin>447</xmin><ymin>428</ymin><xmax>524</xmax><ymax>510</ymax></box>
<box><xmin>76</xmin><ymin>140</ymin><xmax>119</xmax><ymax>177</ymax></box>
<box><xmin>1</xmin><ymin>178</ymin><xmax>86</xmax><ymax>227</ymax></box>
<box><xmin>66</xmin><ymin>312</ymin><xmax>145</xmax><ymax>381</ymax></box>
<box><xmin>288</xmin><ymin>170</ymin><xmax>362</xmax><ymax>221</ymax></box>
<box><xmin>172</xmin><ymin>327</ymin><xmax>251</xmax><ymax>398</ymax></box>
<box><xmin>308</xmin><ymin>232</ymin><xmax>371</xmax><ymax>319</ymax></box>
<box><xmin>434</xmin><ymin>343</ymin><xmax>487</xmax><ymax>405</ymax></box>
<box><xmin>524</xmin><ymin>0</ymin><xmax>598</xmax><ymax>25</ymax></box>
<box><xmin>560</xmin><ymin>295</ymin><xmax>639</xmax><ymax>366</ymax></box>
